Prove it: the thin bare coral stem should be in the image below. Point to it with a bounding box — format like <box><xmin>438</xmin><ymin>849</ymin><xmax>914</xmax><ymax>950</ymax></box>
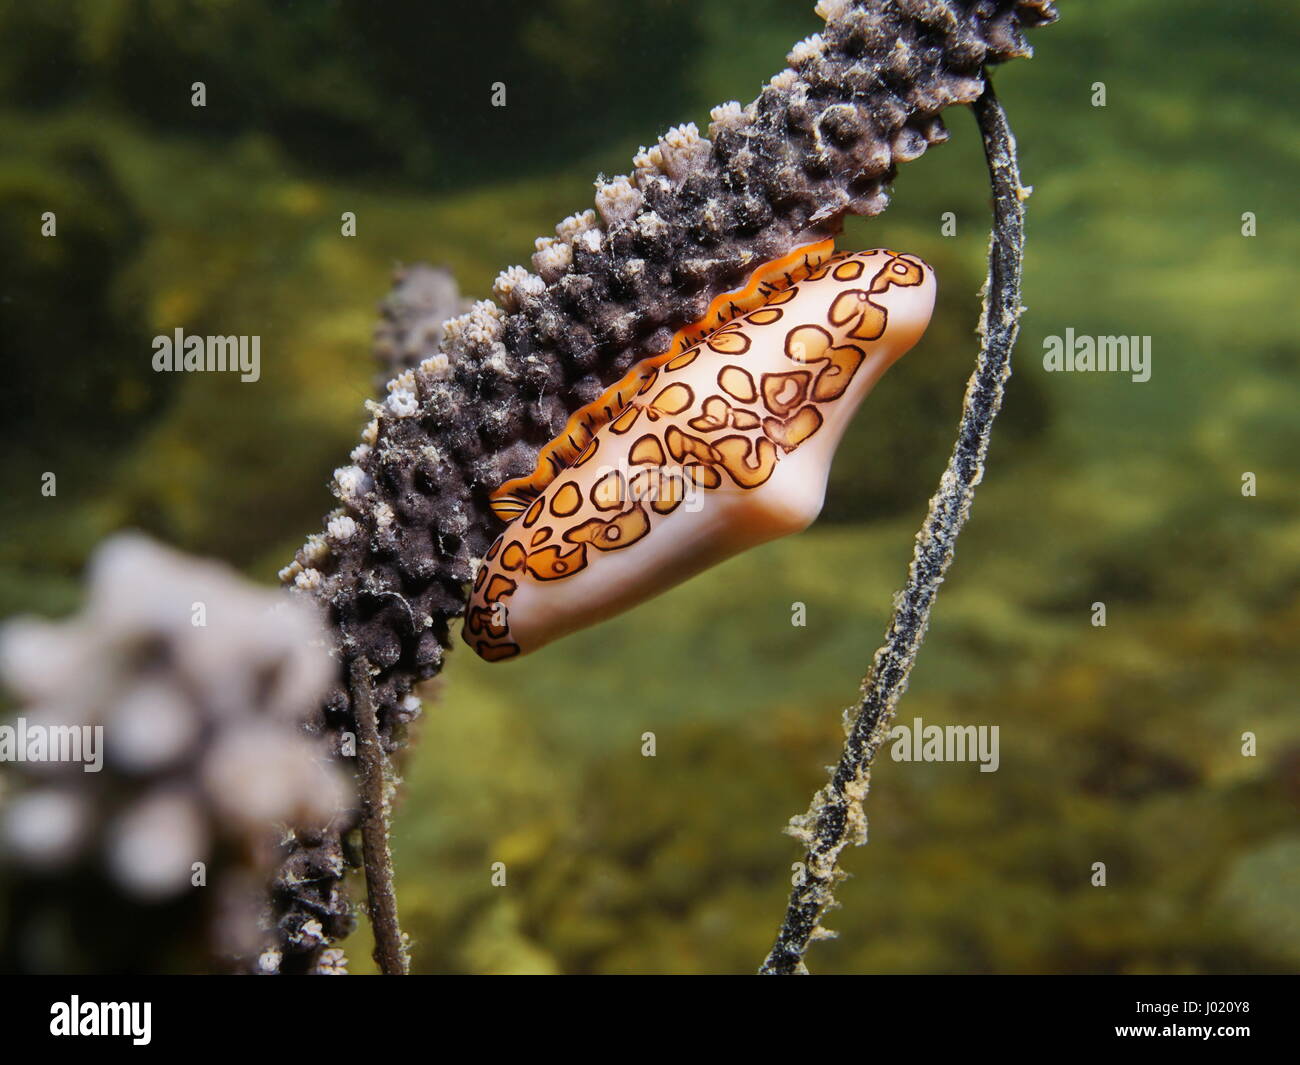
<box><xmin>760</xmin><ymin>77</ymin><xmax>1028</xmax><ymax>975</ymax></box>
<box><xmin>351</xmin><ymin>655</ymin><xmax>410</xmax><ymax>975</ymax></box>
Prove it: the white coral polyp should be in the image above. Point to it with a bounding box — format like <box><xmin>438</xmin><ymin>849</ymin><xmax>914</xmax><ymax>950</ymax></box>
<box><xmin>554</xmin><ymin>209</ymin><xmax>598</xmax><ymax>242</ymax></box>
<box><xmin>814</xmin><ymin>0</ymin><xmax>851</xmax><ymax>20</ymax></box>
<box><xmin>293</xmin><ymin>918</ymin><xmax>326</xmax><ymax>948</ymax></box>
<box><xmin>387</xmin><ymin>387</ymin><xmax>419</xmax><ymax>418</ymax></box>
<box><xmin>631</xmin><ymin>144</ymin><xmax>664</xmax><ymax>173</ymax></box>
<box><xmin>314</xmin><ymin>947</ymin><xmax>349</xmax><ymax>975</ymax></box>
<box><xmin>492</xmin><ymin>265</ymin><xmax>532</xmax><ymax>311</ymax></box>
<box><xmin>659</xmin><ymin>121</ymin><xmax>701</xmax><ymax>151</ymax></box>
<box><xmin>788</xmin><ymin>34</ymin><xmax>825</xmax><ymax>66</ymax></box>
<box><xmin>656</xmin><ymin>123</ymin><xmax>709</xmax><ymax>181</ymax></box>
<box><xmin>326</xmin><ymin>515</ymin><xmax>358</xmax><ymax>542</ymax></box>
<box><xmin>333</xmin><ymin>465</ymin><xmax>371</xmax><ymax>505</ymax></box>
<box><xmin>418</xmin><ymin>352</ymin><xmax>452</xmax><ymax>379</ymax></box>
<box><xmin>301</xmin><ymin>533</ymin><xmax>330</xmax><ymax>565</ymax></box>
<box><xmin>461</xmin><ymin>301</ymin><xmax>505</xmax><ymax>349</ymax></box>
<box><xmin>517</xmin><ymin>273</ymin><xmax>546</xmax><ymax>300</ymax></box>
<box><xmin>594</xmin><ymin>174</ymin><xmax>643</xmax><ymax>227</ymax></box>
<box><xmin>708</xmin><ymin>101</ymin><xmax>746</xmax><ymax>137</ymax></box>
<box><xmin>531</xmin><ymin>240</ymin><xmax>573</xmax><ymax>281</ymax></box>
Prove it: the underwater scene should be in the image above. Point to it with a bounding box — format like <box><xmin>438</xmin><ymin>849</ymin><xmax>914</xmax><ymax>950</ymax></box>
<box><xmin>0</xmin><ymin>0</ymin><xmax>1296</xmax><ymax>979</ymax></box>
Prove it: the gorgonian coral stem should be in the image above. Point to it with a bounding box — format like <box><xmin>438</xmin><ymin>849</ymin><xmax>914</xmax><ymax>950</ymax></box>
<box><xmin>351</xmin><ymin>656</ymin><xmax>409</xmax><ymax>975</ymax></box>
<box><xmin>760</xmin><ymin>78</ymin><xmax>1028</xmax><ymax>975</ymax></box>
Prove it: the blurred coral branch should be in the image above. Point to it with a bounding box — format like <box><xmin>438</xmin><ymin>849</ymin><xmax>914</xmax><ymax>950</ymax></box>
<box><xmin>0</xmin><ymin>535</ymin><xmax>352</xmax><ymax>974</ymax></box>
<box><xmin>370</xmin><ymin>265</ymin><xmax>469</xmax><ymax>396</ymax></box>
<box><xmin>761</xmin><ymin>78</ymin><xmax>1028</xmax><ymax>975</ymax></box>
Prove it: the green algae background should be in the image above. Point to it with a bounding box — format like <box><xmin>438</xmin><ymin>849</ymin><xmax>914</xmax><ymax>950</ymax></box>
<box><xmin>1</xmin><ymin>0</ymin><xmax>1297</xmax><ymax>973</ymax></box>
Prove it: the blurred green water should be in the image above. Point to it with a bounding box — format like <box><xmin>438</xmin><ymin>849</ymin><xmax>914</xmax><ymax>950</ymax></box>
<box><xmin>0</xmin><ymin>0</ymin><xmax>1296</xmax><ymax>973</ymax></box>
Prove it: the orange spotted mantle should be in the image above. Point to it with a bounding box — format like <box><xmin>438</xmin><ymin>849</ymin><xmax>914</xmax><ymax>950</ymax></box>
<box><xmin>464</xmin><ymin>241</ymin><xmax>937</xmax><ymax>661</ymax></box>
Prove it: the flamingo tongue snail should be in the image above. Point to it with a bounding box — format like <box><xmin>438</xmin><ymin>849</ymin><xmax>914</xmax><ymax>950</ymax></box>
<box><xmin>463</xmin><ymin>240</ymin><xmax>937</xmax><ymax>661</ymax></box>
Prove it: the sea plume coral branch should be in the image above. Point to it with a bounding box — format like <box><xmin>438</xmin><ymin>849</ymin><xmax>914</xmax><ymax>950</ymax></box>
<box><xmin>273</xmin><ymin>0</ymin><xmax>1055</xmax><ymax>970</ymax></box>
<box><xmin>759</xmin><ymin>78</ymin><xmax>1029</xmax><ymax>975</ymax></box>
